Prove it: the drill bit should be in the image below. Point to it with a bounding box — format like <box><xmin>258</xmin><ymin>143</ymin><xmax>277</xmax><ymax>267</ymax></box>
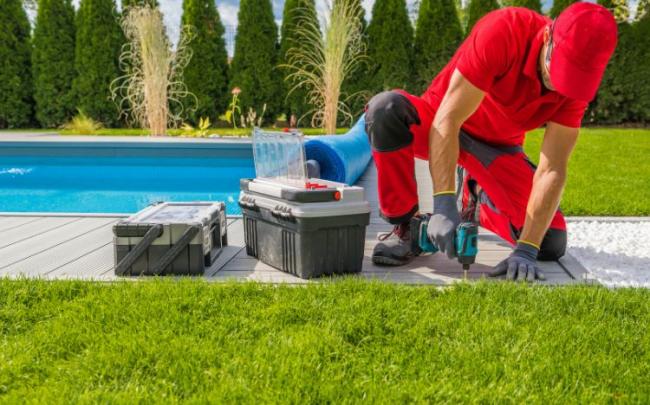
<box><xmin>463</xmin><ymin>264</ymin><xmax>469</xmax><ymax>280</ymax></box>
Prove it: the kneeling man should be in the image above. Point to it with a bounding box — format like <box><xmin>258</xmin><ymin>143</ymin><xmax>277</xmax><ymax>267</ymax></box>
<box><xmin>366</xmin><ymin>3</ymin><xmax>617</xmax><ymax>281</ymax></box>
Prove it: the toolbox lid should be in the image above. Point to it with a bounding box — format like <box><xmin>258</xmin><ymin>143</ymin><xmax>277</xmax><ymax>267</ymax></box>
<box><xmin>123</xmin><ymin>202</ymin><xmax>225</xmax><ymax>225</ymax></box>
<box><xmin>240</xmin><ymin>179</ymin><xmax>370</xmax><ymax>218</ymax></box>
<box><xmin>253</xmin><ymin>128</ymin><xmax>307</xmax><ymax>188</ymax></box>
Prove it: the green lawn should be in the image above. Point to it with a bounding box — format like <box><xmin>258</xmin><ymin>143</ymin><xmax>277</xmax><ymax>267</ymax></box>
<box><xmin>1</xmin><ymin>279</ymin><xmax>649</xmax><ymax>402</ymax></box>
<box><xmin>524</xmin><ymin>128</ymin><xmax>650</xmax><ymax>216</ymax></box>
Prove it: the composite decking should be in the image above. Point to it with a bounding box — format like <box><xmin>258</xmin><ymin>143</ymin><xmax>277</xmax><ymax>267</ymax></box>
<box><xmin>0</xmin><ymin>159</ymin><xmax>587</xmax><ymax>285</ymax></box>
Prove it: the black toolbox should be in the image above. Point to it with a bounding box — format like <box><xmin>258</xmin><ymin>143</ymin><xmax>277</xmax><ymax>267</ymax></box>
<box><xmin>239</xmin><ymin>178</ymin><xmax>370</xmax><ymax>279</ymax></box>
<box><xmin>113</xmin><ymin>202</ymin><xmax>227</xmax><ymax>276</ymax></box>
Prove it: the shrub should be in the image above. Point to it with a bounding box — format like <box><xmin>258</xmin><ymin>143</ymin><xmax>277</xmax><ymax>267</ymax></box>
<box><xmin>412</xmin><ymin>0</ymin><xmax>463</xmax><ymax>94</ymax></box>
<box><xmin>180</xmin><ymin>0</ymin><xmax>229</xmax><ymax>125</ymax></box>
<box><xmin>466</xmin><ymin>0</ymin><xmax>499</xmax><ymax>32</ymax></box>
<box><xmin>283</xmin><ymin>0</ymin><xmax>367</xmax><ymax>133</ymax></box>
<box><xmin>73</xmin><ymin>0</ymin><xmax>124</xmax><ymax>127</ymax></box>
<box><xmin>230</xmin><ymin>0</ymin><xmax>281</xmax><ymax>125</ymax></box>
<box><xmin>62</xmin><ymin>109</ymin><xmax>103</xmax><ymax>134</ymax></box>
<box><xmin>367</xmin><ymin>0</ymin><xmax>414</xmax><ymax>93</ymax></box>
<box><xmin>0</xmin><ymin>0</ymin><xmax>33</xmax><ymax>128</ymax></box>
<box><xmin>110</xmin><ymin>5</ymin><xmax>196</xmax><ymax>136</ymax></box>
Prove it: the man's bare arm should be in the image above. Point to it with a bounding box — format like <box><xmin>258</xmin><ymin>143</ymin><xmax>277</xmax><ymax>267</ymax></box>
<box><xmin>518</xmin><ymin>121</ymin><xmax>579</xmax><ymax>247</ymax></box>
<box><xmin>429</xmin><ymin>69</ymin><xmax>485</xmax><ymax>193</ymax></box>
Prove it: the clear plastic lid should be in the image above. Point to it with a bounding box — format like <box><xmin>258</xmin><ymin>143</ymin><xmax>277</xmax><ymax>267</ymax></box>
<box><xmin>253</xmin><ymin>128</ymin><xmax>307</xmax><ymax>187</ymax></box>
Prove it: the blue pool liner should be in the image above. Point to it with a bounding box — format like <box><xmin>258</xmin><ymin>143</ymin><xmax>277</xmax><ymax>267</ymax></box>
<box><xmin>304</xmin><ymin>115</ymin><xmax>372</xmax><ymax>185</ymax></box>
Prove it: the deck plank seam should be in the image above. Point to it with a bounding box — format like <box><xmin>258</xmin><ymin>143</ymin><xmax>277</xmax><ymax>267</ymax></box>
<box><xmin>0</xmin><ymin>217</ymin><xmax>44</xmax><ymax>233</ymax></box>
<box><xmin>0</xmin><ymin>219</ymin><xmax>119</xmax><ymax>272</ymax></box>
<box><xmin>0</xmin><ymin>217</ymin><xmax>85</xmax><ymax>250</ymax></box>
<box><xmin>44</xmin><ymin>241</ymin><xmax>114</xmax><ymax>276</ymax></box>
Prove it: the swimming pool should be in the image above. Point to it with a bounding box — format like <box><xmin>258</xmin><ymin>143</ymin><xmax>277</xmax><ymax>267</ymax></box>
<box><xmin>0</xmin><ymin>139</ymin><xmax>255</xmax><ymax>215</ymax></box>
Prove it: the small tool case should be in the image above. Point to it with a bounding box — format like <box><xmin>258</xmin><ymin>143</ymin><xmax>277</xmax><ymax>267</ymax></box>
<box><xmin>113</xmin><ymin>202</ymin><xmax>227</xmax><ymax>276</ymax></box>
<box><xmin>239</xmin><ymin>178</ymin><xmax>370</xmax><ymax>279</ymax></box>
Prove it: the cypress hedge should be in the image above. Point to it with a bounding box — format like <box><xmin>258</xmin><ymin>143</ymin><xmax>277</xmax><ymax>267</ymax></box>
<box><xmin>340</xmin><ymin>0</ymin><xmax>371</xmax><ymax>122</ymax></box>
<box><xmin>509</xmin><ymin>0</ymin><xmax>542</xmax><ymax>13</ymax></box>
<box><xmin>230</xmin><ymin>0</ymin><xmax>281</xmax><ymax>124</ymax></box>
<box><xmin>637</xmin><ymin>0</ymin><xmax>649</xmax><ymax>21</ymax></box>
<box><xmin>367</xmin><ymin>0</ymin><xmax>414</xmax><ymax>93</ymax></box>
<box><xmin>412</xmin><ymin>0</ymin><xmax>463</xmax><ymax>94</ymax></box>
<box><xmin>549</xmin><ymin>0</ymin><xmax>576</xmax><ymax>18</ymax></box>
<box><xmin>279</xmin><ymin>0</ymin><xmax>319</xmax><ymax>125</ymax></box>
<box><xmin>121</xmin><ymin>0</ymin><xmax>158</xmax><ymax>8</ymax></box>
<box><xmin>466</xmin><ymin>0</ymin><xmax>500</xmax><ymax>32</ymax></box>
<box><xmin>32</xmin><ymin>0</ymin><xmax>76</xmax><ymax>128</ymax></box>
<box><xmin>180</xmin><ymin>0</ymin><xmax>229</xmax><ymax>124</ymax></box>
<box><xmin>0</xmin><ymin>0</ymin><xmax>33</xmax><ymax>128</ymax></box>
<box><xmin>586</xmin><ymin>17</ymin><xmax>650</xmax><ymax>125</ymax></box>
<box><xmin>74</xmin><ymin>0</ymin><xmax>124</xmax><ymax>126</ymax></box>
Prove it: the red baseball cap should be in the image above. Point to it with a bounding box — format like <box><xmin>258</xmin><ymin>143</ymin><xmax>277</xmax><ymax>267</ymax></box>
<box><xmin>549</xmin><ymin>2</ymin><xmax>618</xmax><ymax>102</ymax></box>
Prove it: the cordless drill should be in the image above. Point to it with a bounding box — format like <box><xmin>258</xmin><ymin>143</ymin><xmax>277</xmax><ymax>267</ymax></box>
<box><xmin>410</xmin><ymin>214</ymin><xmax>479</xmax><ymax>279</ymax></box>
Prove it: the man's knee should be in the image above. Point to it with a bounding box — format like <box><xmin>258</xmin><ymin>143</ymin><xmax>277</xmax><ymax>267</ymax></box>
<box><xmin>365</xmin><ymin>91</ymin><xmax>420</xmax><ymax>152</ymax></box>
<box><xmin>538</xmin><ymin>228</ymin><xmax>567</xmax><ymax>261</ymax></box>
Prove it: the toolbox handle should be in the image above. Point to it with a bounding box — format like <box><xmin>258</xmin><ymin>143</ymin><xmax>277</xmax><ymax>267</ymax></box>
<box><xmin>149</xmin><ymin>225</ymin><xmax>201</xmax><ymax>275</ymax></box>
<box><xmin>115</xmin><ymin>224</ymin><xmax>163</xmax><ymax>276</ymax></box>
<box><xmin>271</xmin><ymin>205</ymin><xmax>294</xmax><ymax>221</ymax></box>
<box><xmin>238</xmin><ymin>195</ymin><xmax>258</xmax><ymax>210</ymax></box>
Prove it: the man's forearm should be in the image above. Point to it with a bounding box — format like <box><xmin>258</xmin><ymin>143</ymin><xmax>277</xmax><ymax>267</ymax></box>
<box><xmin>519</xmin><ymin>168</ymin><xmax>567</xmax><ymax>246</ymax></box>
<box><xmin>429</xmin><ymin>119</ymin><xmax>460</xmax><ymax>194</ymax></box>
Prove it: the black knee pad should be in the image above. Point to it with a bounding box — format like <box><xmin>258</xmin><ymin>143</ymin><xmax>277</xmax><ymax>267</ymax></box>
<box><xmin>538</xmin><ymin>228</ymin><xmax>567</xmax><ymax>261</ymax></box>
<box><xmin>364</xmin><ymin>91</ymin><xmax>420</xmax><ymax>152</ymax></box>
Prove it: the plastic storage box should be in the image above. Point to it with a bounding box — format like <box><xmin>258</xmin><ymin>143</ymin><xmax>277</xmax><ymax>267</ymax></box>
<box><xmin>113</xmin><ymin>202</ymin><xmax>227</xmax><ymax>276</ymax></box>
<box><xmin>239</xmin><ymin>178</ymin><xmax>370</xmax><ymax>279</ymax></box>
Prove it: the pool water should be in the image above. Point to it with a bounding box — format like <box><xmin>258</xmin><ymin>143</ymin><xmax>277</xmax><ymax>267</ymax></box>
<box><xmin>0</xmin><ymin>155</ymin><xmax>255</xmax><ymax>214</ymax></box>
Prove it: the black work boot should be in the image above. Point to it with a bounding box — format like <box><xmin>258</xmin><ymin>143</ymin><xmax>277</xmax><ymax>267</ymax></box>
<box><xmin>372</xmin><ymin>222</ymin><xmax>416</xmax><ymax>266</ymax></box>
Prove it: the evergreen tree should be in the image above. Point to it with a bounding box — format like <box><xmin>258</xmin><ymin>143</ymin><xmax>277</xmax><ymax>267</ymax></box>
<box><xmin>637</xmin><ymin>0</ymin><xmax>650</xmax><ymax>20</ymax></box>
<box><xmin>32</xmin><ymin>0</ymin><xmax>76</xmax><ymax>128</ymax></box>
<box><xmin>340</xmin><ymin>0</ymin><xmax>370</xmax><ymax>122</ymax></box>
<box><xmin>598</xmin><ymin>0</ymin><xmax>629</xmax><ymax>22</ymax></box>
<box><xmin>74</xmin><ymin>0</ymin><xmax>123</xmax><ymax>126</ymax></box>
<box><xmin>279</xmin><ymin>0</ymin><xmax>319</xmax><ymax>125</ymax></box>
<box><xmin>367</xmin><ymin>0</ymin><xmax>414</xmax><ymax>93</ymax></box>
<box><xmin>509</xmin><ymin>0</ymin><xmax>542</xmax><ymax>13</ymax></box>
<box><xmin>0</xmin><ymin>0</ymin><xmax>33</xmax><ymax>128</ymax></box>
<box><xmin>549</xmin><ymin>0</ymin><xmax>577</xmax><ymax>18</ymax></box>
<box><xmin>412</xmin><ymin>0</ymin><xmax>463</xmax><ymax>94</ymax></box>
<box><xmin>466</xmin><ymin>0</ymin><xmax>499</xmax><ymax>32</ymax></box>
<box><xmin>230</xmin><ymin>0</ymin><xmax>281</xmax><ymax>123</ymax></box>
<box><xmin>121</xmin><ymin>0</ymin><xmax>158</xmax><ymax>9</ymax></box>
<box><xmin>180</xmin><ymin>0</ymin><xmax>229</xmax><ymax>124</ymax></box>
<box><xmin>631</xmin><ymin>14</ymin><xmax>650</xmax><ymax>122</ymax></box>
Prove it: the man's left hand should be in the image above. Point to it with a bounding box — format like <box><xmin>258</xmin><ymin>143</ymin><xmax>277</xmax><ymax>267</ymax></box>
<box><xmin>489</xmin><ymin>241</ymin><xmax>545</xmax><ymax>282</ymax></box>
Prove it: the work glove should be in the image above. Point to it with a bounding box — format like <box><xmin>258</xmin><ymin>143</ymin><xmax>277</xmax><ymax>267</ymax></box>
<box><xmin>427</xmin><ymin>194</ymin><xmax>461</xmax><ymax>259</ymax></box>
<box><xmin>489</xmin><ymin>242</ymin><xmax>546</xmax><ymax>282</ymax></box>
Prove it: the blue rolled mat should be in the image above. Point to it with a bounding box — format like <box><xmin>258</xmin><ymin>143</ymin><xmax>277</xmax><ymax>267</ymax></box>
<box><xmin>304</xmin><ymin>115</ymin><xmax>372</xmax><ymax>185</ymax></box>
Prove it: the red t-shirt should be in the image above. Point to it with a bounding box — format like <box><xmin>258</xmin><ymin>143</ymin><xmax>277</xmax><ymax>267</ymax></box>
<box><xmin>422</xmin><ymin>7</ymin><xmax>588</xmax><ymax>146</ymax></box>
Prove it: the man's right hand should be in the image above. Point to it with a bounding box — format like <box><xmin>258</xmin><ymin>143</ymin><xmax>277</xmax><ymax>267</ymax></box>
<box><xmin>427</xmin><ymin>194</ymin><xmax>461</xmax><ymax>259</ymax></box>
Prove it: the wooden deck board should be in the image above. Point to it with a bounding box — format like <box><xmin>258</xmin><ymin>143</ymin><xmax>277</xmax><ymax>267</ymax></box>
<box><xmin>3</xmin><ymin>219</ymin><xmax>119</xmax><ymax>277</ymax></box>
<box><xmin>0</xmin><ymin>161</ymin><xmax>579</xmax><ymax>285</ymax></box>
<box><xmin>0</xmin><ymin>216</ymin><xmax>42</xmax><ymax>232</ymax></box>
